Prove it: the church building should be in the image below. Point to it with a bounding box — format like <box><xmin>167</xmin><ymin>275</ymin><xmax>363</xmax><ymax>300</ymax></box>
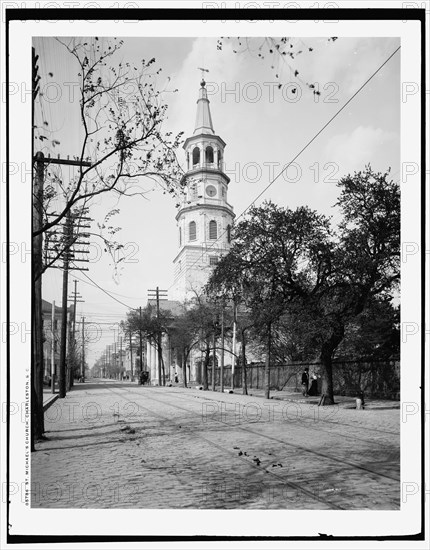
<box><xmin>146</xmin><ymin>78</ymin><xmax>236</xmax><ymax>385</ymax></box>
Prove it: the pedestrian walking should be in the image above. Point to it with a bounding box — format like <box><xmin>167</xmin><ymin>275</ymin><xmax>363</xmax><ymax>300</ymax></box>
<box><xmin>301</xmin><ymin>367</ymin><xmax>309</xmax><ymax>396</ymax></box>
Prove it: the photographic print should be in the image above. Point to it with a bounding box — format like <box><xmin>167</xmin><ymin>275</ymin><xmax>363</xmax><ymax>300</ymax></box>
<box><xmin>2</xmin><ymin>3</ymin><xmax>426</xmax><ymax>546</ymax></box>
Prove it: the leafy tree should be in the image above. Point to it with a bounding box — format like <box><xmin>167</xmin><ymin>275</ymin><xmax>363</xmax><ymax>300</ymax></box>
<box><xmin>32</xmin><ymin>37</ymin><xmax>184</xmax><ymax>443</ymax></box>
<box><xmin>335</xmin><ymin>297</ymin><xmax>400</xmax><ymax>362</ymax></box>
<box><xmin>168</xmin><ymin>303</ymin><xmax>208</xmax><ymax>388</ymax></box>
<box><xmin>34</xmin><ymin>37</ymin><xmax>184</xmax><ymax>253</ymax></box>
<box><xmin>185</xmin><ymin>296</ymin><xmax>221</xmax><ymax>390</ymax></box>
<box><xmin>233</xmin><ymin>305</ymin><xmax>254</xmax><ymax>395</ymax></box>
<box><xmin>208</xmin><ymin>166</ymin><xmax>400</xmax><ymax>404</ymax></box>
<box><xmin>208</xmin><ymin>202</ymin><xmax>331</xmax><ymax>399</ymax></box>
<box><xmin>121</xmin><ymin>305</ymin><xmax>173</xmax><ymax>385</ymax></box>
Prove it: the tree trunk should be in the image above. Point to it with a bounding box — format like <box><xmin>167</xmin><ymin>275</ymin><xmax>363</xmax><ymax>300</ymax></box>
<box><xmin>220</xmin><ymin>308</ymin><xmax>225</xmax><ymax>393</ymax></box>
<box><xmin>264</xmin><ymin>323</ymin><xmax>272</xmax><ymax>400</ymax></box>
<box><xmin>160</xmin><ymin>350</ymin><xmax>165</xmax><ymax>386</ymax></box>
<box><xmin>157</xmin><ymin>335</ymin><xmax>164</xmax><ymax>386</ymax></box>
<box><xmin>202</xmin><ymin>348</ymin><xmax>209</xmax><ymax>391</ymax></box>
<box><xmin>320</xmin><ymin>324</ymin><xmax>345</xmax><ymax>405</ymax></box>
<box><xmin>212</xmin><ymin>329</ymin><xmax>216</xmax><ymax>391</ymax></box>
<box><xmin>320</xmin><ymin>349</ymin><xmax>335</xmax><ymax>405</ymax></box>
<box><xmin>241</xmin><ymin>329</ymin><xmax>248</xmax><ymax>395</ymax></box>
<box><xmin>182</xmin><ymin>349</ymin><xmax>187</xmax><ymax>388</ymax></box>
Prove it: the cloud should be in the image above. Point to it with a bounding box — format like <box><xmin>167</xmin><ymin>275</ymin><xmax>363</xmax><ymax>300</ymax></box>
<box><xmin>304</xmin><ymin>37</ymin><xmax>400</xmax><ymax>96</ymax></box>
<box><xmin>324</xmin><ymin>125</ymin><xmax>398</xmax><ymax>174</ymax></box>
<box><xmin>166</xmin><ymin>38</ymin><xmax>243</xmax><ymax>138</ymax></box>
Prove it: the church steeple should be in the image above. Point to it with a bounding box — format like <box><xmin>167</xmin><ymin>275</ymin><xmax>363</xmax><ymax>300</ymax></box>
<box><xmin>194</xmin><ymin>79</ymin><xmax>214</xmax><ymax>135</ymax></box>
<box><xmin>171</xmin><ymin>78</ymin><xmax>235</xmax><ymax>302</ymax></box>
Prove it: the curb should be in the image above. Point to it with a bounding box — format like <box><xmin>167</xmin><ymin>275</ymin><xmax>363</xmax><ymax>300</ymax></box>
<box><xmin>43</xmin><ymin>394</ymin><xmax>59</xmax><ymax>412</ymax></box>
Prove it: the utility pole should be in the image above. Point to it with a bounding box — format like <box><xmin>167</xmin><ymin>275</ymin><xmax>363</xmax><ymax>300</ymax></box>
<box><xmin>51</xmin><ymin>213</ymin><xmax>90</xmax><ymax>397</ymax></box>
<box><xmin>107</xmin><ymin>345</ymin><xmax>111</xmax><ymax>379</ymax></box>
<box><xmin>156</xmin><ymin>287</ymin><xmax>163</xmax><ymax>386</ymax></box>
<box><xmin>119</xmin><ymin>335</ymin><xmax>123</xmax><ymax>380</ymax></box>
<box><xmin>32</xmin><ymin>47</ymin><xmax>43</xmax><ymax>446</ymax></box>
<box><xmin>114</xmin><ymin>332</ymin><xmax>117</xmax><ymax>379</ymax></box>
<box><xmin>69</xmin><ymin>280</ymin><xmax>84</xmax><ymax>340</ymax></box>
<box><xmin>33</xmin><ymin>148</ymin><xmax>91</xmax><ymax>399</ymax></box>
<box><xmin>220</xmin><ymin>305</ymin><xmax>225</xmax><ymax>393</ymax></box>
<box><xmin>31</xmin><ymin>48</ymin><xmax>92</xmax><ymax>443</ymax></box>
<box><xmin>43</xmin><ymin>209</ymin><xmax>91</xmax><ymax>399</ymax></box>
<box><xmin>67</xmin><ymin>280</ymin><xmax>84</xmax><ymax>389</ymax></box>
<box><xmin>148</xmin><ymin>287</ymin><xmax>168</xmax><ymax>386</ymax></box>
<box><xmin>139</xmin><ymin>306</ymin><xmax>143</xmax><ymax>375</ymax></box>
<box><xmin>129</xmin><ymin>329</ymin><xmax>133</xmax><ymax>381</ymax></box>
<box><xmin>81</xmin><ymin>317</ymin><xmax>85</xmax><ymax>382</ymax></box>
<box><xmin>58</xmin><ymin>212</ymin><xmax>72</xmax><ymax>398</ymax></box>
<box><xmin>50</xmin><ymin>300</ymin><xmax>56</xmax><ymax>394</ymax></box>
<box><xmin>33</xmin><ymin>150</ymin><xmax>45</xmax><ymax>437</ymax></box>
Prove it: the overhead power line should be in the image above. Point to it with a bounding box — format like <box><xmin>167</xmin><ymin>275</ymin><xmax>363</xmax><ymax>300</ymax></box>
<box><xmin>57</xmin><ymin>45</ymin><xmax>401</xmax><ymax>312</ymax></box>
<box><xmin>70</xmin><ymin>262</ymin><xmax>135</xmax><ymax>310</ymax></box>
<box><xmin>241</xmin><ymin>45</ymin><xmax>401</xmax><ymax>211</ymax></box>
<box><xmin>167</xmin><ymin>45</ymin><xmax>401</xmax><ymax>292</ymax></box>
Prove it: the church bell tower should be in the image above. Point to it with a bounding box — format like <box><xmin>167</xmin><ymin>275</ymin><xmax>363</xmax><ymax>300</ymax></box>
<box><xmin>171</xmin><ymin>78</ymin><xmax>235</xmax><ymax>301</ymax></box>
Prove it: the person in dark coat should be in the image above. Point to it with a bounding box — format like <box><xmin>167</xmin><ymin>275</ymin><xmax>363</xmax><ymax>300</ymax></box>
<box><xmin>301</xmin><ymin>367</ymin><xmax>309</xmax><ymax>396</ymax></box>
<box><xmin>308</xmin><ymin>375</ymin><xmax>318</xmax><ymax>396</ymax></box>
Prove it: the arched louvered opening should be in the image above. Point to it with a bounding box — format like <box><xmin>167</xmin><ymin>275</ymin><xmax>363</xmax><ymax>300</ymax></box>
<box><xmin>189</xmin><ymin>221</ymin><xmax>197</xmax><ymax>241</ymax></box>
<box><xmin>192</xmin><ymin>147</ymin><xmax>200</xmax><ymax>167</ymax></box>
<box><xmin>209</xmin><ymin>220</ymin><xmax>217</xmax><ymax>240</ymax></box>
<box><xmin>205</xmin><ymin>146</ymin><xmax>214</xmax><ymax>164</ymax></box>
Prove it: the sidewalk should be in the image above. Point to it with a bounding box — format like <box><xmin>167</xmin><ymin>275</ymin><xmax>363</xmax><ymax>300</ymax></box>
<box><xmin>186</xmin><ymin>384</ymin><xmax>400</xmax><ymax>410</ymax></box>
<box><xmin>42</xmin><ymin>387</ymin><xmax>58</xmax><ymax>412</ymax></box>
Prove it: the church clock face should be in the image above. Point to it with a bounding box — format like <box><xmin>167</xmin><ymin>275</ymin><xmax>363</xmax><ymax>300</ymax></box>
<box><xmin>206</xmin><ymin>185</ymin><xmax>217</xmax><ymax>197</ymax></box>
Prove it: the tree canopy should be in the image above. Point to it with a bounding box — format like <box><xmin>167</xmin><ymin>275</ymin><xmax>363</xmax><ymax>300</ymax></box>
<box><xmin>207</xmin><ymin>166</ymin><xmax>400</xmax><ymax>403</ymax></box>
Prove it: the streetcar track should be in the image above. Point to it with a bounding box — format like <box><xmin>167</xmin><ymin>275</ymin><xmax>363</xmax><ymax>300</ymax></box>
<box><xmin>154</xmin><ymin>388</ymin><xmax>398</xmax><ymax>448</ymax></box>
<box><xmin>159</xmin><ymin>388</ymin><xmax>399</xmax><ymax>437</ymax></box>
<box><xmin>103</xmin><ymin>385</ymin><xmax>344</xmax><ymax>510</ymax></box>
<box><xmin>104</xmin><ymin>384</ymin><xmax>400</xmax><ymax>485</ymax></box>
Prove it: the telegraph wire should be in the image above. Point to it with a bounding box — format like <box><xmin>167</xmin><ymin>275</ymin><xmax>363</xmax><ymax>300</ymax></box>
<box><xmin>69</xmin><ymin>262</ymin><xmax>135</xmax><ymax>310</ymax></box>
<box><xmin>240</xmin><ymin>46</ymin><xmax>401</xmax><ymax>213</ymax></box>
<box><xmin>49</xmin><ymin>45</ymin><xmax>401</xmax><ymax>310</ymax></box>
<box><xmin>166</xmin><ymin>45</ymin><xmax>401</xmax><ymax>292</ymax></box>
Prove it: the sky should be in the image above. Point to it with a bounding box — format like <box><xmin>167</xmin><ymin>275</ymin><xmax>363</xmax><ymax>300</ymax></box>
<box><xmin>33</xmin><ymin>35</ymin><xmax>400</xmax><ymax>366</ymax></box>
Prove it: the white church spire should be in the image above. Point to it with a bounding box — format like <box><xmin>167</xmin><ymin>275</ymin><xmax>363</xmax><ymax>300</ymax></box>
<box><xmin>194</xmin><ymin>79</ymin><xmax>214</xmax><ymax>135</ymax></box>
<box><xmin>171</xmin><ymin>77</ymin><xmax>234</xmax><ymax>302</ymax></box>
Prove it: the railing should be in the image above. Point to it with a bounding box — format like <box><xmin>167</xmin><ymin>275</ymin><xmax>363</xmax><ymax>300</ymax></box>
<box><xmin>191</xmin><ymin>161</ymin><xmax>223</xmax><ymax>171</ymax></box>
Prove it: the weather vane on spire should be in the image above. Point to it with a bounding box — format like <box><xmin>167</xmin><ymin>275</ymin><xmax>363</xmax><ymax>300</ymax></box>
<box><xmin>197</xmin><ymin>67</ymin><xmax>209</xmax><ymax>84</ymax></box>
